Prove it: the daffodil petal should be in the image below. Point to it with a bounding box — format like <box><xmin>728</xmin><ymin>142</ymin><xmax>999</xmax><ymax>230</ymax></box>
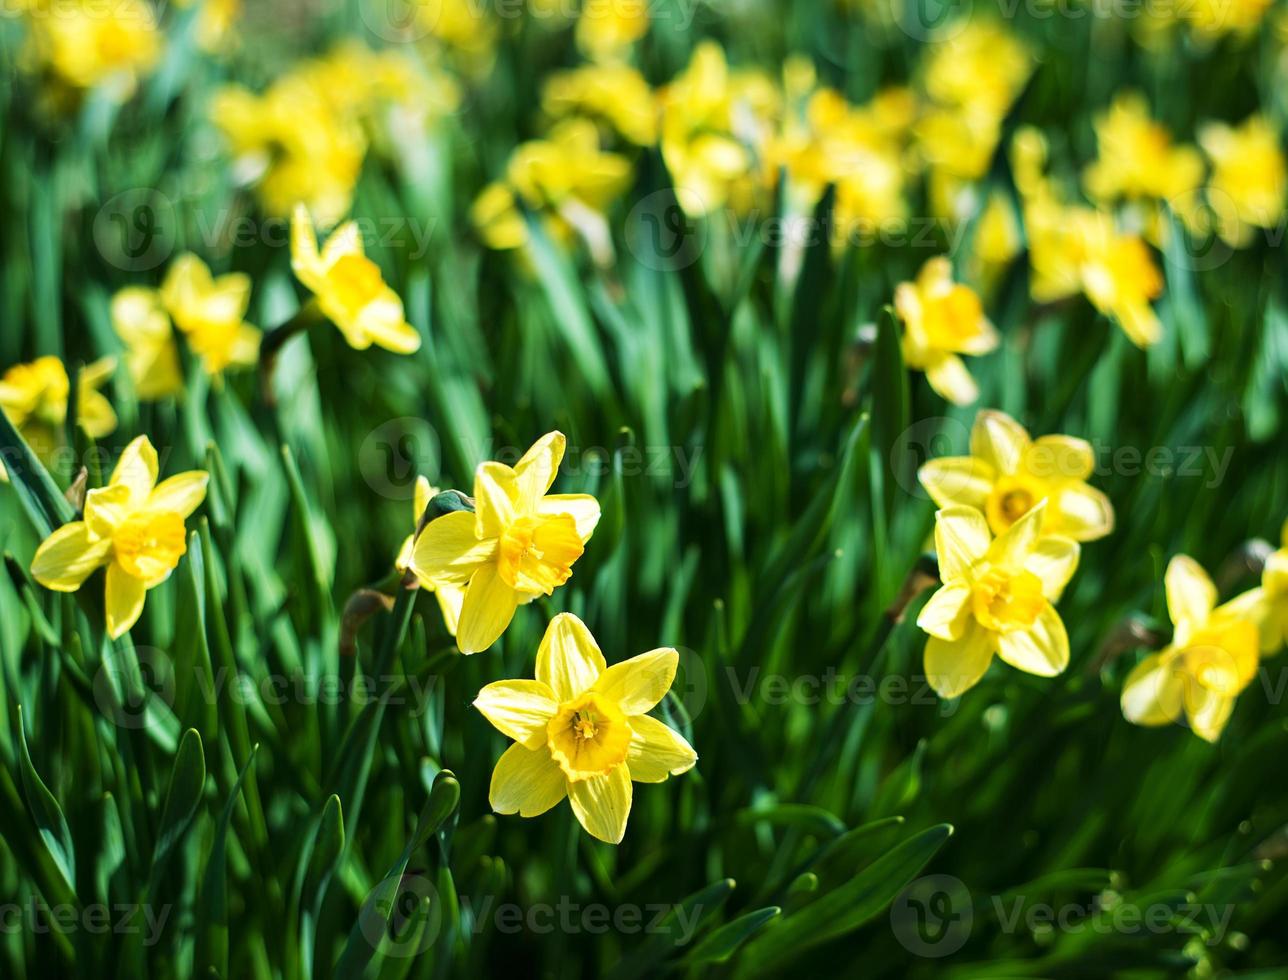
<box><xmin>536</xmin><ymin>612</ymin><xmax>607</xmax><ymax>701</ymax></box>
<box><xmin>996</xmin><ymin>603</ymin><xmax>1069</xmax><ymax>677</ymax></box>
<box><xmin>474</xmin><ymin>680</ymin><xmax>559</xmax><ymax>749</ymax></box>
<box><xmin>537</xmin><ymin>494</ymin><xmax>602</xmax><ymax>541</ymax></box>
<box><xmin>435</xmin><ymin>582</ymin><xmax>465</xmax><ymax>636</ymax></box>
<box><xmin>408</xmin><ymin>511</ymin><xmax>496</xmax><ymax>588</ymax></box>
<box><xmin>924</xmin><ymin>621</ymin><xmax>995</xmax><ymax>698</ymax></box>
<box><xmin>924</xmin><ymin>353</ymin><xmax>978</xmax><ymax>406</ymax></box>
<box><xmin>84</xmin><ymin>484</ymin><xmax>133</xmax><ymax>540</ymax></box>
<box><xmin>918</xmin><ymin>457</ymin><xmax>995</xmax><ymax>511</ymax></box>
<box><xmin>489</xmin><ymin>743</ymin><xmax>568</xmax><ymax>817</ymax></box>
<box><xmin>111</xmin><ymin>436</ymin><xmax>158</xmax><ymax>503</ymax></box>
<box><xmin>989</xmin><ymin>500</ymin><xmax>1046</xmax><ymax>570</ymax></box>
<box><xmin>106</xmin><ymin>563</ymin><xmax>147</xmax><ymax>639</ymax></box>
<box><xmin>473</xmin><ymin>462</ymin><xmax>520</xmax><ymax>538</ymax></box>
<box><xmin>289</xmin><ymin>204</ymin><xmax>324</xmax><ymax>291</ymax></box>
<box><xmin>1025</xmin><ymin>435</ymin><xmax>1094</xmax><ymax>482</ymax></box>
<box><xmin>567</xmin><ymin>765</ymin><xmax>632</xmax><ymax>844</ymax></box>
<box><xmin>31</xmin><ymin>523</ymin><xmax>112</xmax><ymax>591</ymax></box>
<box><xmin>78</xmin><ymin>391</ymin><xmax>118</xmax><ymax>439</ymax></box>
<box><xmin>934</xmin><ymin>507</ymin><xmax>991</xmax><ymax>580</ymax></box>
<box><xmin>148</xmin><ymin>472</ymin><xmax>209</xmax><ymax>519</ymax></box>
<box><xmin>357</xmin><ymin>298</ymin><xmax>421</xmax><ymax>354</ymax></box>
<box><xmin>1184</xmin><ymin>683</ymin><xmax>1234</xmax><ymax>742</ymax></box>
<box><xmin>971</xmin><ymin>410</ymin><xmax>1030</xmax><ymax>475</ymax></box>
<box><xmin>514</xmin><ymin>431</ymin><xmax>566</xmax><ymax>509</ymax></box>
<box><xmin>592</xmin><ymin>648</ymin><xmax>678</xmax><ymax>715</ymax></box>
<box><xmin>1165</xmin><ymin>555</ymin><xmax>1216</xmax><ymax>635</ymax></box>
<box><xmin>1027</xmin><ymin>536</ymin><xmax>1081</xmax><ymax>601</ymax></box>
<box><xmin>1121</xmin><ymin>651</ymin><xmax>1185</xmax><ymax>726</ymax></box>
<box><xmin>455</xmin><ymin>564</ymin><xmax>519</xmax><ymax>655</ymax></box>
<box><xmin>917</xmin><ymin>581</ymin><xmax>972</xmax><ymax>640</ymax></box>
<box><xmin>626</xmin><ymin>714</ymin><xmax>697</xmax><ymax>783</ymax></box>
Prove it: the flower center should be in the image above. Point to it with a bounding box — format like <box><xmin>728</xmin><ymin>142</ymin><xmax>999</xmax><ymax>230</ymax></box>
<box><xmin>547</xmin><ymin>692</ymin><xmax>631</xmax><ymax>780</ymax></box>
<box><xmin>326</xmin><ymin>253</ymin><xmax>384</xmax><ymax>311</ymax></box>
<box><xmin>113</xmin><ymin>510</ymin><xmax>187</xmax><ymax>582</ymax></box>
<box><xmin>923</xmin><ymin>284</ymin><xmax>984</xmax><ymax>350</ymax></box>
<box><xmin>971</xmin><ymin>566</ymin><xmax>1044</xmax><ymax>632</ymax></box>
<box><xmin>985</xmin><ymin>477</ymin><xmax>1040</xmax><ymax>534</ymax></box>
<box><xmin>496</xmin><ymin>513</ymin><xmax>584</xmax><ymax>595</ymax></box>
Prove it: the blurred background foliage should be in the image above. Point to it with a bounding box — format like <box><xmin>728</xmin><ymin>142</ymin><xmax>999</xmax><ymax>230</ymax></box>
<box><xmin>1</xmin><ymin>0</ymin><xmax>1288</xmax><ymax>976</ymax></box>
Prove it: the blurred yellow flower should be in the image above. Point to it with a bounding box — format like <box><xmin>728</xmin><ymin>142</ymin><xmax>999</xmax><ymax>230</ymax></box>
<box><xmin>917</xmin><ymin>503</ymin><xmax>1078</xmax><ymax>697</ymax></box>
<box><xmin>290</xmin><ymin>206</ymin><xmax>422</xmax><ymax>354</ymax></box>
<box><xmin>475</xmin><ymin>612</ymin><xmax>696</xmax><ymax>844</ymax></box>
<box><xmin>1185</xmin><ymin>0</ymin><xmax>1274</xmax><ymax>38</ymax></box>
<box><xmin>922</xmin><ymin>20</ymin><xmax>1032</xmax><ymax>119</ymax></box>
<box><xmin>111</xmin><ymin>287</ymin><xmax>183</xmax><ymax>401</ymax></box>
<box><xmin>23</xmin><ymin>0</ymin><xmax>160</xmax><ymax>101</ymax></box>
<box><xmin>31</xmin><ymin>436</ymin><xmax>207</xmax><ymax>639</ymax></box>
<box><xmin>542</xmin><ymin>63</ymin><xmax>658</xmax><ymax>146</ymax></box>
<box><xmin>1121</xmin><ymin>556</ymin><xmax>1260</xmax><ymax>742</ymax></box>
<box><xmin>160</xmin><ymin>255</ymin><xmax>260</xmax><ymax>377</ymax></box>
<box><xmin>408</xmin><ymin>432</ymin><xmax>600</xmax><ymax>654</ymax></box>
<box><xmin>0</xmin><ymin>356</ymin><xmax>116</xmax><ymax>479</ymax></box>
<box><xmin>576</xmin><ymin>0</ymin><xmax>649</xmax><ymax>61</ymax></box>
<box><xmin>1225</xmin><ymin>520</ymin><xmax>1288</xmax><ymax>654</ymax></box>
<box><xmin>919</xmin><ymin>409</ymin><xmax>1114</xmax><ymax>542</ymax></box>
<box><xmin>1198</xmin><ymin>115</ymin><xmax>1287</xmax><ymax>248</ymax></box>
<box><xmin>895</xmin><ymin>257</ymin><xmax>998</xmax><ymax>406</ymax></box>
<box><xmin>1084</xmin><ymin>93</ymin><xmax>1204</xmax><ymax>207</ymax></box>
<box><xmin>172</xmin><ymin>0</ymin><xmax>241</xmax><ymax>53</ymax></box>
<box><xmin>413</xmin><ymin>0</ymin><xmax>498</xmax><ymax>75</ymax></box>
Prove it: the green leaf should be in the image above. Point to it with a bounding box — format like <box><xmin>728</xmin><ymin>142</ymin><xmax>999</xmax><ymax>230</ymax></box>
<box><xmin>148</xmin><ymin>728</ymin><xmax>206</xmax><ymax>883</ymax></box>
<box><xmin>0</xmin><ymin>407</ymin><xmax>73</xmax><ymax>538</ymax></box>
<box><xmin>684</xmin><ymin>907</ymin><xmax>781</xmax><ymax>965</ymax></box>
<box><xmin>606</xmin><ymin>878</ymin><xmax>735</xmax><ymax>980</ymax></box>
<box><xmin>16</xmin><ymin>705</ymin><xmax>77</xmax><ymax>897</ymax></box>
<box><xmin>195</xmin><ymin>745</ymin><xmax>259</xmax><ymax>979</ymax></box>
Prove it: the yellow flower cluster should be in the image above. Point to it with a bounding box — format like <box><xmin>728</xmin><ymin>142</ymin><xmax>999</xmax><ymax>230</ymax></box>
<box><xmin>18</xmin><ymin>0</ymin><xmax>161</xmax><ymax>106</ymax></box>
<box><xmin>0</xmin><ymin>355</ymin><xmax>116</xmax><ymax>480</ymax></box>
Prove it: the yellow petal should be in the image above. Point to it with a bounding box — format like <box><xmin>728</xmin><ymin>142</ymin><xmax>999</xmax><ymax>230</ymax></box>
<box><xmin>1184</xmin><ymin>684</ymin><xmax>1234</xmax><ymax>742</ymax></box>
<box><xmin>473</xmin><ymin>680</ymin><xmax>559</xmax><ymax>749</ymax></box>
<box><xmin>1023</xmin><ymin>435</ymin><xmax>1094</xmax><ymax>482</ymax></box>
<box><xmin>1052</xmin><ymin>483</ymin><xmax>1115</xmax><ymax>542</ymax></box>
<box><xmin>918</xmin><ymin>457</ymin><xmax>996</xmax><ymax>511</ymax></box>
<box><xmin>455</xmin><ymin>564</ymin><xmax>520</xmax><ymax>655</ymax></box>
<box><xmin>971</xmin><ymin>409</ymin><xmax>1030</xmax><ymax>476</ymax></box>
<box><xmin>567</xmin><ymin>765</ymin><xmax>632</xmax><ymax>844</ymax></box>
<box><xmin>1165</xmin><ymin>555</ymin><xmax>1216</xmax><ymax>635</ymax></box>
<box><xmin>536</xmin><ymin>612</ymin><xmax>607</xmax><ymax>701</ymax></box>
<box><xmin>513</xmin><ymin>431</ymin><xmax>566</xmax><ymax>510</ymax></box>
<box><xmin>105</xmin><ymin>562</ymin><xmax>147</xmax><ymax>639</ymax></box>
<box><xmin>84</xmin><ymin>484</ymin><xmax>133</xmax><ymax>540</ymax></box>
<box><xmin>988</xmin><ymin>500</ymin><xmax>1046</xmax><ymax>570</ymax></box>
<box><xmin>356</xmin><ymin>297</ymin><xmax>421</xmax><ymax>354</ymax></box>
<box><xmin>537</xmin><ymin>493</ymin><xmax>601</xmax><ymax>541</ymax></box>
<box><xmin>412</xmin><ymin>476</ymin><xmax>434</xmax><ymax>524</ymax></box>
<box><xmin>924</xmin><ymin>621</ymin><xmax>995</xmax><ymax>698</ymax></box>
<box><xmin>489</xmin><ymin>742</ymin><xmax>568</xmax><ymax>817</ymax></box>
<box><xmin>31</xmin><ymin>523</ymin><xmax>112</xmax><ymax>591</ymax></box>
<box><xmin>917</xmin><ymin>581</ymin><xmax>972</xmax><ymax>640</ymax></box>
<box><xmin>1121</xmin><ymin>650</ymin><xmax>1185</xmax><ymax>726</ymax></box>
<box><xmin>473</xmin><ymin>462</ymin><xmax>520</xmax><ymax>539</ymax></box>
<box><xmin>1027</xmin><ymin>536</ymin><xmax>1080</xmax><ymax>601</ymax></box>
<box><xmin>111</xmin><ymin>436</ymin><xmax>158</xmax><ymax>503</ymax></box>
<box><xmin>408</xmin><ymin>511</ymin><xmax>496</xmax><ymax>589</ymax></box>
<box><xmin>592</xmin><ymin>647</ymin><xmax>678</xmax><ymax>716</ymax></box>
<box><xmin>924</xmin><ymin>353</ymin><xmax>978</xmax><ymax>406</ymax></box>
<box><xmin>626</xmin><ymin>714</ymin><xmax>697</xmax><ymax>783</ymax></box>
<box><xmin>289</xmin><ymin>204</ymin><xmax>325</xmax><ymax>292</ymax></box>
<box><xmin>996</xmin><ymin>603</ymin><xmax>1069</xmax><ymax>677</ymax></box>
<box><xmin>148</xmin><ymin>472</ymin><xmax>209</xmax><ymax>519</ymax></box>
<box><xmin>435</xmin><ymin>581</ymin><xmax>465</xmax><ymax>636</ymax></box>
<box><xmin>395</xmin><ymin>533</ymin><xmax>415</xmax><ymax>572</ymax></box>
<box><xmin>77</xmin><ymin>391</ymin><xmax>118</xmax><ymax>440</ymax></box>
<box><xmin>320</xmin><ymin>220</ymin><xmax>364</xmax><ymax>266</ymax></box>
<box><xmin>933</xmin><ymin>506</ymin><xmax>991</xmax><ymax>581</ymax></box>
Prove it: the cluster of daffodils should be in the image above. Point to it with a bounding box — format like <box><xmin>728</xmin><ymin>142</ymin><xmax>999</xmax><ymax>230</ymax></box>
<box><xmin>211</xmin><ymin>42</ymin><xmax>460</xmax><ymax>225</ymax></box>
<box><xmin>399</xmin><ymin>432</ymin><xmax>696</xmax><ymax>843</ymax></box>
<box><xmin>0</xmin><ymin>356</ymin><xmax>116</xmax><ymax>479</ymax></box>
<box><xmin>913</xmin><ymin>410</ymin><xmax>1285</xmax><ymax>742</ymax></box>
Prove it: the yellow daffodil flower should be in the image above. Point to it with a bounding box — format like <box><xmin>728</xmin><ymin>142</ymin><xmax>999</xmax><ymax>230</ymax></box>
<box><xmin>30</xmin><ymin>436</ymin><xmax>208</xmax><ymax>639</ymax></box>
<box><xmin>1121</xmin><ymin>556</ymin><xmax>1260</xmax><ymax>741</ymax></box>
<box><xmin>1</xmin><ymin>356</ymin><xmax>116</xmax><ymax>480</ymax></box>
<box><xmin>1198</xmin><ymin>115</ymin><xmax>1288</xmax><ymax>249</ymax></box>
<box><xmin>919</xmin><ymin>410</ymin><xmax>1115</xmax><ymax>542</ymax></box>
<box><xmin>111</xmin><ymin>288</ymin><xmax>183</xmax><ymax>401</ymax></box>
<box><xmin>895</xmin><ymin>257</ymin><xmax>999</xmax><ymax>406</ymax></box>
<box><xmin>575</xmin><ymin>0</ymin><xmax>649</xmax><ymax>61</ymax></box>
<box><xmin>542</xmin><ymin>63</ymin><xmax>658</xmax><ymax>146</ymax></box>
<box><xmin>23</xmin><ymin>0</ymin><xmax>161</xmax><ymax>101</ymax></box>
<box><xmin>160</xmin><ymin>255</ymin><xmax>261</xmax><ymax>377</ymax></box>
<box><xmin>922</xmin><ymin>20</ymin><xmax>1032</xmax><ymax>120</ymax></box>
<box><xmin>1083</xmin><ymin>93</ymin><xmax>1204</xmax><ymax>207</ymax></box>
<box><xmin>408</xmin><ymin>432</ymin><xmax>600</xmax><ymax>654</ymax></box>
<box><xmin>475</xmin><ymin>613</ymin><xmax>696</xmax><ymax>844</ymax></box>
<box><xmin>1225</xmin><ymin>520</ymin><xmax>1288</xmax><ymax>654</ymax></box>
<box><xmin>290</xmin><ymin>206</ymin><xmax>422</xmax><ymax>354</ymax></box>
<box><xmin>1185</xmin><ymin>0</ymin><xmax>1273</xmax><ymax>38</ymax></box>
<box><xmin>918</xmin><ymin>502</ymin><xmax>1079</xmax><ymax>697</ymax></box>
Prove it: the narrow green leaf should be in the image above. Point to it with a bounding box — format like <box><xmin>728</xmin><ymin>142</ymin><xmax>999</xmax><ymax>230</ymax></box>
<box><xmin>684</xmin><ymin>907</ymin><xmax>781</xmax><ymax>965</ymax></box>
<box><xmin>16</xmin><ymin>705</ymin><xmax>77</xmax><ymax>897</ymax></box>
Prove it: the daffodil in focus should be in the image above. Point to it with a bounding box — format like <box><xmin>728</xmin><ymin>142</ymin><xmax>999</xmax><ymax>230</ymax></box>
<box><xmin>919</xmin><ymin>410</ymin><xmax>1114</xmax><ymax>541</ymax></box>
<box><xmin>1121</xmin><ymin>556</ymin><xmax>1260</xmax><ymax>741</ymax></box>
<box><xmin>23</xmin><ymin>0</ymin><xmax>161</xmax><ymax>103</ymax></box>
<box><xmin>290</xmin><ymin>206</ymin><xmax>422</xmax><ymax>354</ymax></box>
<box><xmin>160</xmin><ymin>255</ymin><xmax>261</xmax><ymax>377</ymax></box>
<box><xmin>31</xmin><ymin>436</ymin><xmax>207</xmax><ymax>639</ymax></box>
<box><xmin>1</xmin><ymin>356</ymin><xmax>116</xmax><ymax>480</ymax></box>
<box><xmin>895</xmin><ymin>257</ymin><xmax>999</xmax><ymax>406</ymax></box>
<box><xmin>111</xmin><ymin>288</ymin><xmax>183</xmax><ymax>400</ymax></box>
<box><xmin>1225</xmin><ymin>520</ymin><xmax>1288</xmax><ymax>654</ymax></box>
<box><xmin>408</xmin><ymin>432</ymin><xmax>600</xmax><ymax>654</ymax></box>
<box><xmin>474</xmin><ymin>613</ymin><xmax>697</xmax><ymax>844</ymax></box>
<box><xmin>917</xmin><ymin>503</ymin><xmax>1078</xmax><ymax>697</ymax></box>
<box><xmin>1198</xmin><ymin>115</ymin><xmax>1288</xmax><ymax>248</ymax></box>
